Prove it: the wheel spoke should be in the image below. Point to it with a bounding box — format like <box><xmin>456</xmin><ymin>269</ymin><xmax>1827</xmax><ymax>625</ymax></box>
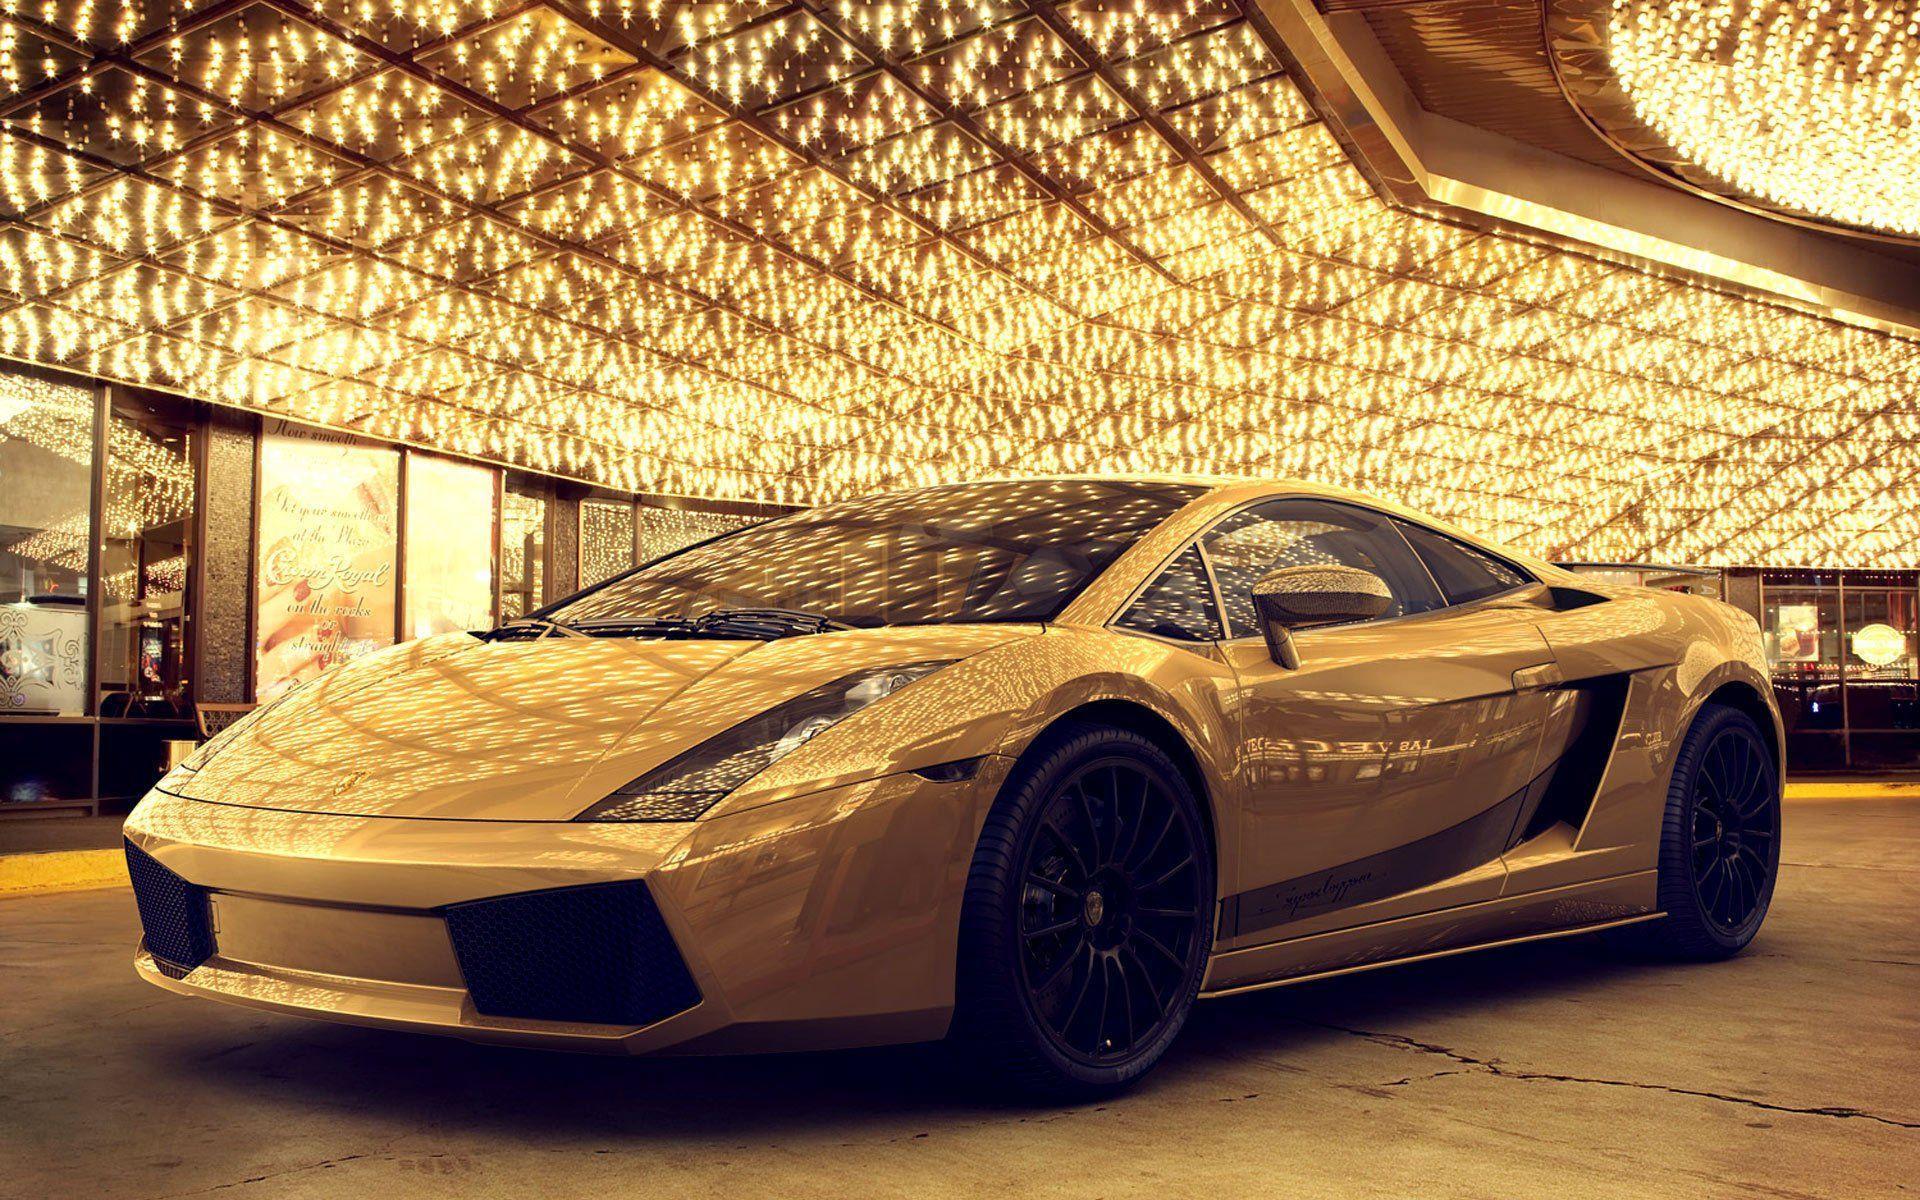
<box><xmin>1141</xmin><ymin>853</ymin><xmax>1195</xmax><ymax>893</ymax></box>
<box><xmin>1042</xmin><ymin>820</ymin><xmax>1090</xmax><ymax>881</ymax></box>
<box><xmin>1073</xmin><ymin>784</ymin><xmax>1105</xmax><ymax>869</ymax></box>
<box><xmin>1114</xmin><ymin>955</ymin><xmax>1137</xmax><ymax>1053</ymax></box>
<box><xmin>1058</xmin><ymin>943</ymin><xmax>1098</xmax><ymax>1034</ymax></box>
<box><xmin>1123</xmin><ymin>945</ymin><xmax>1166</xmax><ymax>1017</ymax></box>
<box><xmin>1734</xmin><ymin>743</ymin><xmax>1761</xmax><ymax>816</ymax></box>
<box><xmin>1715</xmin><ymin>736</ymin><xmax>1741</xmax><ymax>804</ymax></box>
<box><xmin>1109</xmin><ymin>767</ymin><xmax>1129</xmax><ymax>860</ymax></box>
<box><xmin>1701</xmin><ymin>857</ymin><xmax>1728</xmax><ymax>915</ymax></box>
<box><xmin>1136</xmin><ymin>905</ymin><xmax>1197</xmax><ymax>921</ymax></box>
<box><xmin>1136</xmin><ymin>923</ymin><xmax>1185</xmax><ymax>970</ymax></box>
<box><xmin>1024</xmin><ymin>917</ymin><xmax>1080</xmax><ymax>941</ymax></box>
<box><xmin>1724</xmin><ymin>856</ymin><xmax>1750</xmax><ymax>924</ymax></box>
<box><xmin>1124</xmin><ymin>803</ymin><xmax>1176</xmax><ymax>876</ymax></box>
<box><xmin>1116</xmin><ymin>774</ymin><xmax>1153</xmax><ymax>870</ymax></box>
<box><xmin>1702</xmin><ymin>741</ymin><xmax>1729</xmax><ymax>806</ymax></box>
<box><xmin>1130</xmin><ymin>935</ymin><xmax>1181</xmax><ymax>1006</ymax></box>
<box><xmin>1091</xmin><ymin>955</ymin><xmax>1115</xmax><ymax>1053</ymax></box>
<box><xmin>1034</xmin><ymin>933</ymin><xmax>1089</xmax><ymax>993</ymax></box>
<box><xmin>1025</xmin><ymin>872</ymin><xmax>1081</xmax><ymax>900</ymax></box>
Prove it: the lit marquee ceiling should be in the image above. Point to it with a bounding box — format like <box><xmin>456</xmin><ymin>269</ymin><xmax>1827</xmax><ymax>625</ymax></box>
<box><xmin>0</xmin><ymin>0</ymin><xmax>1918</xmax><ymax>566</ymax></box>
<box><xmin>1551</xmin><ymin>0</ymin><xmax>1920</xmax><ymax>242</ymax></box>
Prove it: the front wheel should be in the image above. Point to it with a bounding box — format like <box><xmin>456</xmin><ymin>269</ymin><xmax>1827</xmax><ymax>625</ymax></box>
<box><xmin>951</xmin><ymin>723</ymin><xmax>1214</xmax><ymax>1098</ymax></box>
<box><xmin>1616</xmin><ymin>702</ymin><xmax>1781</xmax><ymax>959</ymax></box>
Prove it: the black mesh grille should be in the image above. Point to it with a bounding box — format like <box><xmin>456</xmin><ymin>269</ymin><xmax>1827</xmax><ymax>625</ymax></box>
<box><xmin>444</xmin><ymin>880</ymin><xmax>701</xmax><ymax>1027</ymax></box>
<box><xmin>124</xmin><ymin>840</ymin><xmax>214</xmax><ymax>978</ymax></box>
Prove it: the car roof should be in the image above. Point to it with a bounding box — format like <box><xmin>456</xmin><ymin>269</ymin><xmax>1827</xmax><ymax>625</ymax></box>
<box><xmin>888</xmin><ymin>474</ymin><xmax>1563</xmax><ymax>580</ymax></box>
<box><xmin>969</xmin><ymin>473</ymin><xmax>1562</xmax><ymax>579</ymax></box>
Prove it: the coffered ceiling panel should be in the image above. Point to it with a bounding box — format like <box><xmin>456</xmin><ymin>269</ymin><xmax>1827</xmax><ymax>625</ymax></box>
<box><xmin>0</xmin><ymin>0</ymin><xmax>1915</xmax><ymax>567</ymax></box>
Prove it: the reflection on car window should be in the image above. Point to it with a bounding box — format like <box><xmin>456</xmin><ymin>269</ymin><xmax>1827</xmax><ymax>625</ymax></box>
<box><xmin>1394</xmin><ymin>520</ymin><xmax>1529</xmax><ymax>605</ymax></box>
<box><xmin>1201</xmin><ymin>500</ymin><xmax>1442</xmax><ymax>637</ymax></box>
<box><xmin>550</xmin><ymin>479</ymin><xmax>1203</xmax><ymax>628</ymax></box>
<box><xmin>1117</xmin><ymin>546</ymin><xmax>1222</xmax><ymax>642</ymax></box>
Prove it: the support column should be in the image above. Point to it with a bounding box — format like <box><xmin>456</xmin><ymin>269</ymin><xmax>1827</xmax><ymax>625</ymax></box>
<box><xmin>196</xmin><ymin>410</ymin><xmax>257</xmax><ymax>704</ymax></box>
<box><xmin>546</xmin><ymin>485</ymin><xmax>582</xmax><ymax>605</ymax></box>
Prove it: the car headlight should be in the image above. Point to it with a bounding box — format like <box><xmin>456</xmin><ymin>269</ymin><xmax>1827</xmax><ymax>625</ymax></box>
<box><xmin>577</xmin><ymin>660</ymin><xmax>953</xmax><ymax>822</ymax></box>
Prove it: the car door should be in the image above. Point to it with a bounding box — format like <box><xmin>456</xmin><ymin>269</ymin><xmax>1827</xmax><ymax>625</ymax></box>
<box><xmin>1205</xmin><ymin>499</ymin><xmax>1562</xmax><ymax>946</ymax></box>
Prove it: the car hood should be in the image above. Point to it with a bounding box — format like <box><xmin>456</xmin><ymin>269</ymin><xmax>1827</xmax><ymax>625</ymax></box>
<box><xmin>164</xmin><ymin>625</ymin><xmax>1038</xmax><ymax>820</ymax></box>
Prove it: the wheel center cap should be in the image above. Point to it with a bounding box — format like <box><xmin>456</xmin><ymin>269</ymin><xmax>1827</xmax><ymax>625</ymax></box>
<box><xmin>1083</xmin><ymin>889</ymin><xmax>1107</xmax><ymax>927</ymax></box>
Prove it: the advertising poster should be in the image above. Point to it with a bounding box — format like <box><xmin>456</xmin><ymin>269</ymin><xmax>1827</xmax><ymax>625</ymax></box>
<box><xmin>1773</xmin><ymin>603</ymin><xmax>1822</xmax><ymax>663</ymax></box>
<box><xmin>254</xmin><ymin>420</ymin><xmax>399</xmax><ymax>703</ymax></box>
<box><xmin>403</xmin><ymin>453</ymin><xmax>497</xmax><ymax>639</ymax></box>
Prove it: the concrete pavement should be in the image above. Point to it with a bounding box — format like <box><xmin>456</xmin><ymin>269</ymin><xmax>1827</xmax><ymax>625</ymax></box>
<box><xmin>1</xmin><ymin>798</ymin><xmax>1913</xmax><ymax>1199</ymax></box>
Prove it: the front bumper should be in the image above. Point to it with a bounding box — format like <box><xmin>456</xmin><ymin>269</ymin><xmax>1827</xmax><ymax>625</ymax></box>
<box><xmin>124</xmin><ymin>758</ymin><xmax>1009</xmax><ymax>1054</ymax></box>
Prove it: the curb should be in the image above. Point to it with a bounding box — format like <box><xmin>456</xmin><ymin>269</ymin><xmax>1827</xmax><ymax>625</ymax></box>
<box><xmin>0</xmin><ymin>849</ymin><xmax>128</xmax><ymax>897</ymax></box>
<box><xmin>1783</xmin><ymin>782</ymin><xmax>1920</xmax><ymax>800</ymax></box>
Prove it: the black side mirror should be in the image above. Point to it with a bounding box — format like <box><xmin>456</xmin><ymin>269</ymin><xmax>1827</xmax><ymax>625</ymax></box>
<box><xmin>1250</xmin><ymin>564</ymin><xmax>1393</xmax><ymax>668</ymax></box>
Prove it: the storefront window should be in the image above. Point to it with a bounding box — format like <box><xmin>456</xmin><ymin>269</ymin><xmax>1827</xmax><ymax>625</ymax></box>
<box><xmin>403</xmin><ymin>454</ymin><xmax>497</xmax><ymax>638</ymax></box>
<box><xmin>97</xmin><ymin>393</ymin><xmax>195</xmax><ymax>719</ymax></box>
<box><xmin>0</xmin><ymin>371</ymin><xmax>94</xmax><ymax>718</ymax></box>
<box><xmin>1843</xmin><ymin>586</ymin><xmax>1917</xmax><ymax>732</ymax></box>
<box><xmin>255</xmin><ymin>420</ymin><xmax>400</xmax><ymax>704</ymax></box>
<box><xmin>635</xmin><ymin>504</ymin><xmax>760</xmax><ymax>565</ymax></box>
<box><xmin>579</xmin><ymin>498</ymin><xmax>635</xmax><ymax>588</ymax></box>
<box><xmin>1762</xmin><ymin>583</ymin><xmax>1843</xmax><ymax>732</ymax></box>
<box><xmin>499</xmin><ymin>479</ymin><xmax>546</xmax><ymax>621</ymax></box>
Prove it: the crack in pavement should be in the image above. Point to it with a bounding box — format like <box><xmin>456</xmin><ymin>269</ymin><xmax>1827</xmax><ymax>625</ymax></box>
<box><xmin>1304</xmin><ymin>1020</ymin><xmax>1920</xmax><ymax>1131</ymax></box>
<box><xmin>141</xmin><ymin>1152</ymin><xmax>377</xmax><ymax>1199</ymax></box>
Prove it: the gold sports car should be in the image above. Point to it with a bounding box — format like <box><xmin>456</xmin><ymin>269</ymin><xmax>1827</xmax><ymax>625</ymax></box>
<box><xmin>125</xmin><ymin>477</ymin><xmax>1783</xmax><ymax>1095</ymax></box>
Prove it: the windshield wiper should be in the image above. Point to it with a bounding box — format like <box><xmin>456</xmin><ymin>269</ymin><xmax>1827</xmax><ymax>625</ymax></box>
<box><xmin>482</xmin><ymin>609</ymin><xmax>854</xmax><ymax>642</ymax></box>
<box><xmin>691</xmin><ymin>607</ymin><xmax>855</xmax><ymax>639</ymax></box>
<box><xmin>476</xmin><ymin>615</ymin><xmax>590</xmax><ymax>641</ymax></box>
<box><xmin>571</xmin><ymin>616</ymin><xmax>699</xmax><ymax>637</ymax></box>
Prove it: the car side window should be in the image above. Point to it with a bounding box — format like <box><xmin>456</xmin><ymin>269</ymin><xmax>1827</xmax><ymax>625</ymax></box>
<box><xmin>1201</xmin><ymin>500</ymin><xmax>1442</xmax><ymax>638</ymax></box>
<box><xmin>1116</xmin><ymin>545</ymin><xmax>1223</xmax><ymax>642</ymax></box>
<box><xmin>1393</xmin><ymin>520</ymin><xmax>1529</xmax><ymax>605</ymax></box>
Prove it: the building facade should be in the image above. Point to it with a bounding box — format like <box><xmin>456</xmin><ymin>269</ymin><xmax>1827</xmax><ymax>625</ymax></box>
<box><xmin>3</xmin><ymin>0</ymin><xmax>1920</xmax><ymax>811</ymax></box>
<box><xmin>0</xmin><ymin>363</ymin><xmax>766</xmax><ymax>815</ymax></box>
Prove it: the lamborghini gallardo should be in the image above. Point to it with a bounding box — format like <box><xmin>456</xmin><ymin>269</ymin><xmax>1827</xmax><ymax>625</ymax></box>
<box><xmin>124</xmin><ymin>477</ymin><xmax>1783</xmax><ymax>1094</ymax></box>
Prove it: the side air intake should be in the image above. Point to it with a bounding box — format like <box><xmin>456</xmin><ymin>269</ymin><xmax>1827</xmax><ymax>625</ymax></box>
<box><xmin>443</xmin><ymin>880</ymin><xmax>701</xmax><ymax>1027</ymax></box>
<box><xmin>124</xmin><ymin>840</ymin><xmax>215</xmax><ymax>979</ymax></box>
<box><xmin>1511</xmin><ymin>674</ymin><xmax>1633</xmax><ymax>845</ymax></box>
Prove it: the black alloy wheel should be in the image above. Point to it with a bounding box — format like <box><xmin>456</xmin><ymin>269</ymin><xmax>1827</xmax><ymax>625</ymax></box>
<box><xmin>954</xmin><ymin>723</ymin><xmax>1213</xmax><ymax>1097</ymax></box>
<box><xmin>1018</xmin><ymin>757</ymin><xmax>1205</xmax><ymax>1064</ymax></box>
<box><xmin>1688</xmin><ymin>720</ymin><xmax>1779</xmax><ymax>932</ymax></box>
<box><xmin>1614</xmin><ymin>702</ymin><xmax>1781</xmax><ymax>959</ymax></box>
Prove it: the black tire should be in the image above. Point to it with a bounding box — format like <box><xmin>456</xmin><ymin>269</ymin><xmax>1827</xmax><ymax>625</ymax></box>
<box><xmin>1613</xmin><ymin>702</ymin><xmax>1781</xmax><ymax>959</ymax></box>
<box><xmin>951</xmin><ymin>722</ymin><xmax>1214</xmax><ymax>1098</ymax></box>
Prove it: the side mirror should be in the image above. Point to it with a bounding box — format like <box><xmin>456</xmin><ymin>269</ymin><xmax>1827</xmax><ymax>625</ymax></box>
<box><xmin>1250</xmin><ymin>564</ymin><xmax>1393</xmax><ymax>669</ymax></box>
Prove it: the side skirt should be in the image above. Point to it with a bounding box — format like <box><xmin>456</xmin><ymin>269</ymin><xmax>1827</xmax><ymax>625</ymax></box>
<box><xmin>1200</xmin><ymin>870</ymin><xmax>1657</xmax><ymax>996</ymax></box>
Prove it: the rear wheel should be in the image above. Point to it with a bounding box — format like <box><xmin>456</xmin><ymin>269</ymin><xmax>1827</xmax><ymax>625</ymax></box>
<box><xmin>952</xmin><ymin>723</ymin><xmax>1213</xmax><ymax>1097</ymax></box>
<box><xmin>1616</xmin><ymin>702</ymin><xmax>1780</xmax><ymax>959</ymax></box>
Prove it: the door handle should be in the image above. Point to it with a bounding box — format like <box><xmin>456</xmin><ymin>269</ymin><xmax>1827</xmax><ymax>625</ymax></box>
<box><xmin>1512</xmin><ymin>663</ymin><xmax>1564</xmax><ymax>690</ymax></box>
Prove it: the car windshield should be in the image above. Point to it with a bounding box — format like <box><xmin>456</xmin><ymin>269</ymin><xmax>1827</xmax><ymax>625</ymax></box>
<box><xmin>548</xmin><ymin>479</ymin><xmax>1203</xmax><ymax>629</ymax></box>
